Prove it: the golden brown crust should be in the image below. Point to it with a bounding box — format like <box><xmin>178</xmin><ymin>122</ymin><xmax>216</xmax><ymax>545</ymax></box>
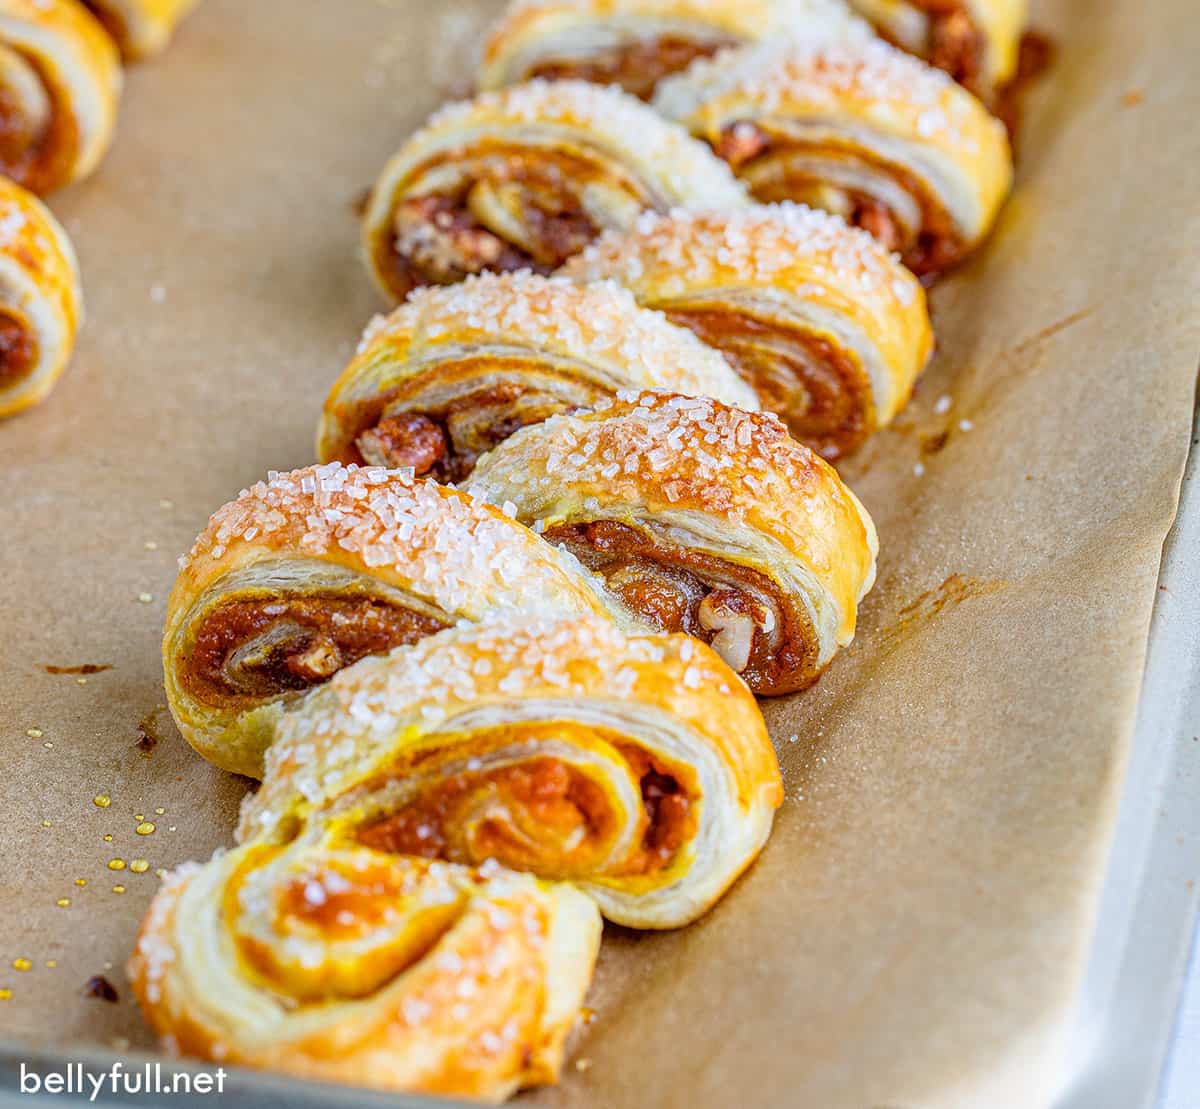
<box><xmin>361</xmin><ymin>79</ymin><xmax>748</xmax><ymax>303</ymax></box>
<box><xmin>0</xmin><ymin>0</ymin><xmax>121</xmax><ymax>193</ymax></box>
<box><xmin>163</xmin><ymin>463</ymin><xmax>621</xmax><ymax>778</ymax></box>
<box><xmin>318</xmin><ymin>271</ymin><xmax>759</xmax><ymax>481</ymax></box>
<box><xmin>467</xmin><ymin>391</ymin><xmax>878</xmax><ymax>694</ymax></box>
<box><xmin>83</xmin><ymin>0</ymin><xmax>199</xmax><ymax>61</ymax></box>
<box><xmin>561</xmin><ymin>204</ymin><xmax>932</xmax><ymax>457</ymax></box>
<box><xmin>479</xmin><ymin>0</ymin><xmax>865</xmax><ymax>99</ymax></box>
<box><xmin>848</xmin><ymin>0</ymin><xmax>1027</xmax><ymax>100</ymax></box>
<box><xmin>129</xmin><ymin>845</ymin><xmax>602</xmax><ymax>1101</ymax></box>
<box><xmin>241</xmin><ymin>616</ymin><xmax>783</xmax><ymax>929</ymax></box>
<box><xmin>0</xmin><ymin>176</ymin><xmax>82</xmax><ymax>418</ymax></box>
<box><xmin>653</xmin><ymin>35</ymin><xmax>1012</xmax><ymax>275</ymax></box>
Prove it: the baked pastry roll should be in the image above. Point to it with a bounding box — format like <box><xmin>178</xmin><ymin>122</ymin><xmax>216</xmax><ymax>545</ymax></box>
<box><xmin>83</xmin><ymin>0</ymin><xmax>199</xmax><ymax>61</ymax></box>
<box><xmin>848</xmin><ymin>0</ymin><xmax>1026</xmax><ymax>103</ymax></box>
<box><xmin>0</xmin><ymin>0</ymin><xmax>121</xmax><ymax>193</ymax></box>
<box><xmin>163</xmin><ymin>462</ymin><xmax>620</xmax><ymax>779</ymax></box>
<box><xmin>318</xmin><ymin>271</ymin><xmax>760</xmax><ymax>482</ymax></box>
<box><xmin>239</xmin><ymin>617</ymin><xmax>783</xmax><ymax>930</ymax></box>
<box><xmin>467</xmin><ymin>391</ymin><xmax>877</xmax><ymax>694</ymax></box>
<box><xmin>129</xmin><ymin>843</ymin><xmax>600</xmax><ymax>1101</ymax></box>
<box><xmin>0</xmin><ymin>177</ymin><xmax>82</xmax><ymax>419</ymax></box>
<box><xmin>362</xmin><ymin>79</ymin><xmax>748</xmax><ymax>303</ymax></box>
<box><xmin>561</xmin><ymin>204</ymin><xmax>932</xmax><ymax>459</ymax></box>
<box><xmin>653</xmin><ymin>35</ymin><xmax>1013</xmax><ymax>276</ymax></box>
<box><xmin>479</xmin><ymin>0</ymin><xmax>866</xmax><ymax>100</ymax></box>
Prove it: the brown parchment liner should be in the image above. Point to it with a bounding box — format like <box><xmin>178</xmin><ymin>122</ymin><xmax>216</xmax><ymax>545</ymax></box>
<box><xmin>0</xmin><ymin>1</ymin><xmax>1197</xmax><ymax>1106</ymax></box>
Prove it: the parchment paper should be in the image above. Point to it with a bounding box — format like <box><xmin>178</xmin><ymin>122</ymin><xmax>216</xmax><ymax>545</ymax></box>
<box><xmin>1</xmin><ymin>1</ymin><xmax>1197</xmax><ymax>1105</ymax></box>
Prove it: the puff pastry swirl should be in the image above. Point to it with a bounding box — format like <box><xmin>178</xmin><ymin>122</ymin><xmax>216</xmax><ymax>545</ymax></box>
<box><xmin>653</xmin><ymin>35</ymin><xmax>1012</xmax><ymax>276</ymax></box>
<box><xmin>479</xmin><ymin>0</ymin><xmax>866</xmax><ymax>100</ymax></box>
<box><xmin>318</xmin><ymin>271</ymin><xmax>759</xmax><ymax>482</ymax></box>
<box><xmin>467</xmin><ymin>391</ymin><xmax>877</xmax><ymax>694</ymax></box>
<box><xmin>129</xmin><ymin>843</ymin><xmax>601</xmax><ymax>1102</ymax></box>
<box><xmin>239</xmin><ymin>617</ymin><xmax>783</xmax><ymax>929</ymax></box>
<box><xmin>0</xmin><ymin>0</ymin><xmax>121</xmax><ymax>193</ymax></box>
<box><xmin>848</xmin><ymin>0</ymin><xmax>1026</xmax><ymax>103</ymax></box>
<box><xmin>561</xmin><ymin>204</ymin><xmax>932</xmax><ymax>458</ymax></box>
<box><xmin>0</xmin><ymin>176</ymin><xmax>82</xmax><ymax>418</ymax></box>
<box><xmin>362</xmin><ymin>78</ymin><xmax>747</xmax><ymax>303</ymax></box>
<box><xmin>83</xmin><ymin>0</ymin><xmax>199</xmax><ymax>61</ymax></box>
<box><xmin>163</xmin><ymin>463</ymin><xmax>620</xmax><ymax>778</ymax></box>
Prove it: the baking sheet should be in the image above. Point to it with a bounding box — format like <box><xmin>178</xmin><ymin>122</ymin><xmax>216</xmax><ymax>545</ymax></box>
<box><xmin>0</xmin><ymin>0</ymin><xmax>1197</xmax><ymax>1105</ymax></box>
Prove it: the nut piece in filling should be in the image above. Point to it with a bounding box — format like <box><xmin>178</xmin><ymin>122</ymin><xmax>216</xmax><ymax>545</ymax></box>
<box><xmin>362</xmin><ymin>80</ymin><xmax>751</xmax><ymax>303</ymax></box>
<box><xmin>652</xmin><ymin>36</ymin><xmax>1013</xmax><ymax>277</ymax></box>
<box><xmin>544</xmin><ymin>520</ymin><xmax>815</xmax><ymax>695</ymax></box>
<box><xmin>181</xmin><ymin>593</ymin><xmax>448</xmax><ymax>706</ymax></box>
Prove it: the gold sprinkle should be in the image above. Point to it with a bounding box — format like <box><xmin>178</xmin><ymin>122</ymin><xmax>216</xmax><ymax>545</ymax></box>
<box><xmin>55</xmin><ymin>898</ymin><xmax>70</xmax><ymax>908</ymax></box>
<box><xmin>129</xmin><ymin>859</ymin><xmax>149</xmax><ymax>874</ymax></box>
<box><xmin>102</xmin><ymin>834</ymin><xmax>113</xmax><ymax>842</ymax></box>
<box><xmin>42</xmin><ymin>742</ymin><xmax>52</xmax><ymax>749</ymax></box>
<box><xmin>111</xmin><ymin>884</ymin><xmax>126</xmax><ymax>894</ymax></box>
<box><xmin>0</xmin><ymin>989</ymin><xmax>11</xmax><ymax>1000</ymax></box>
<box><xmin>45</xmin><ymin>961</ymin><xmax>57</xmax><ymax>969</ymax></box>
<box><xmin>74</xmin><ymin>878</ymin><xmax>87</xmax><ymax>887</ymax></box>
<box><xmin>134</xmin><ymin>813</ymin><xmax>144</xmax><ymax>822</ymax></box>
<box><xmin>40</xmin><ymin>820</ymin><xmax>51</xmax><ymax>828</ymax></box>
<box><xmin>154</xmin><ymin>868</ymin><xmax>167</xmax><ymax>879</ymax></box>
<box><xmin>76</xmin><ymin>677</ymin><xmax>88</xmax><ymax>685</ymax></box>
<box><xmin>137</xmin><ymin>592</ymin><xmax>154</xmax><ymax>604</ymax></box>
<box><xmin>144</xmin><ymin>541</ymin><xmax>159</xmax><ymax>551</ymax></box>
<box><xmin>108</xmin><ymin>859</ymin><xmax>126</xmax><ymax>871</ymax></box>
<box><xmin>26</xmin><ymin>728</ymin><xmax>43</xmax><ymax>738</ymax></box>
<box><xmin>93</xmin><ymin>795</ymin><xmax>111</xmax><ymax>809</ymax></box>
<box><xmin>136</xmin><ymin>822</ymin><xmax>156</xmax><ymax>836</ymax></box>
<box><xmin>12</xmin><ymin>959</ymin><xmax>31</xmax><ymax>972</ymax></box>
<box><xmin>154</xmin><ymin>807</ymin><xmax>165</xmax><ymax>815</ymax></box>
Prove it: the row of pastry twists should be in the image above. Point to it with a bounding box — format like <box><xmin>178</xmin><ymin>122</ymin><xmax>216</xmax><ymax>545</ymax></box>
<box><xmin>133</xmin><ymin>0</ymin><xmax>1030</xmax><ymax>1100</ymax></box>
<box><xmin>0</xmin><ymin>0</ymin><xmax>197</xmax><ymax>418</ymax></box>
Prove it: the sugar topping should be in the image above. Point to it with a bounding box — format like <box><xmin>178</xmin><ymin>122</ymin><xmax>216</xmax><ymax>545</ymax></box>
<box><xmin>257</xmin><ymin>614</ymin><xmax>739</xmax><ymax>814</ymax></box>
<box><xmin>357</xmin><ymin>270</ymin><xmax>759</xmax><ymax>409</ymax></box>
<box><xmin>178</xmin><ymin>462</ymin><xmax>604</xmax><ymax>620</ymax></box>
<box><xmin>654</xmin><ymin>34</ymin><xmax>994</xmax><ymax>151</ymax></box>
<box><xmin>563</xmin><ymin>202</ymin><xmax>922</xmax><ymax>308</ymax></box>
<box><xmin>408</xmin><ymin>79</ymin><xmax>748</xmax><ymax>208</ymax></box>
<box><xmin>469</xmin><ymin>389</ymin><xmax>872</xmax><ymax>546</ymax></box>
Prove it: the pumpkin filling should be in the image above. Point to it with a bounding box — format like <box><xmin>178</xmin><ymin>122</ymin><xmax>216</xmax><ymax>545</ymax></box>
<box><xmin>357</xmin><ymin>738</ymin><xmax>696</xmax><ymax>879</ymax></box>
<box><xmin>663</xmin><ymin>306</ymin><xmax>876</xmax><ymax>459</ymax></box>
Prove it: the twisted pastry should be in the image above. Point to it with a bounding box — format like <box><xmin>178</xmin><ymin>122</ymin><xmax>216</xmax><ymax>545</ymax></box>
<box><xmin>0</xmin><ymin>0</ymin><xmax>121</xmax><ymax>193</ymax></box>
<box><xmin>129</xmin><ymin>843</ymin><xmax>601</xmax><ymax>1101</ymax></box>
<box><xmin>561</xmin><ymin>204</ymin><xmax>932</xmax><ymax>459</ymax></box>
<box><xmin>164</xmin><ymin>463</ymin><xmax>621</xmax><ymax>778</ymax></box>
<box><xmin>239</xmin><ymin>617</ymin><xmax>783</xmax><ymax>929</ymax></box>
<box><xmin>479</xmin><ymin>0</ymin><xmax>867</xmax><ymax>100</ymax></box>
<box><xmin>318</xmin><ymin>271</ymin><xmax>759</xmax><ymax>482</ymax></box>
<box><xmin>0</xmin><ymin>176</ymin><xmax>82</xmax><ymax>418</ymax></box>
<box><xmin>362</xmin><ymin>79</ymin><xmax>747</xmax><ymax>303</ymax></box>
<box><xmin>83</xmin><ymin>0</ymin><xmax>199</xmax><ymax>61</ymax></box>
<box><xmin>848</xmin><ymin>0</ymin><xmax>1026</xmax><ymax>103</ymax></box>
<box><xmin>653</xmin><ymin>35</ymin><xmax>1012</xmax><ymax>276</ymax></box>
<box><xmin>467</xmin><ymin>392</ymin><xmax>877</xmax><ymax>694</ymax></box>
